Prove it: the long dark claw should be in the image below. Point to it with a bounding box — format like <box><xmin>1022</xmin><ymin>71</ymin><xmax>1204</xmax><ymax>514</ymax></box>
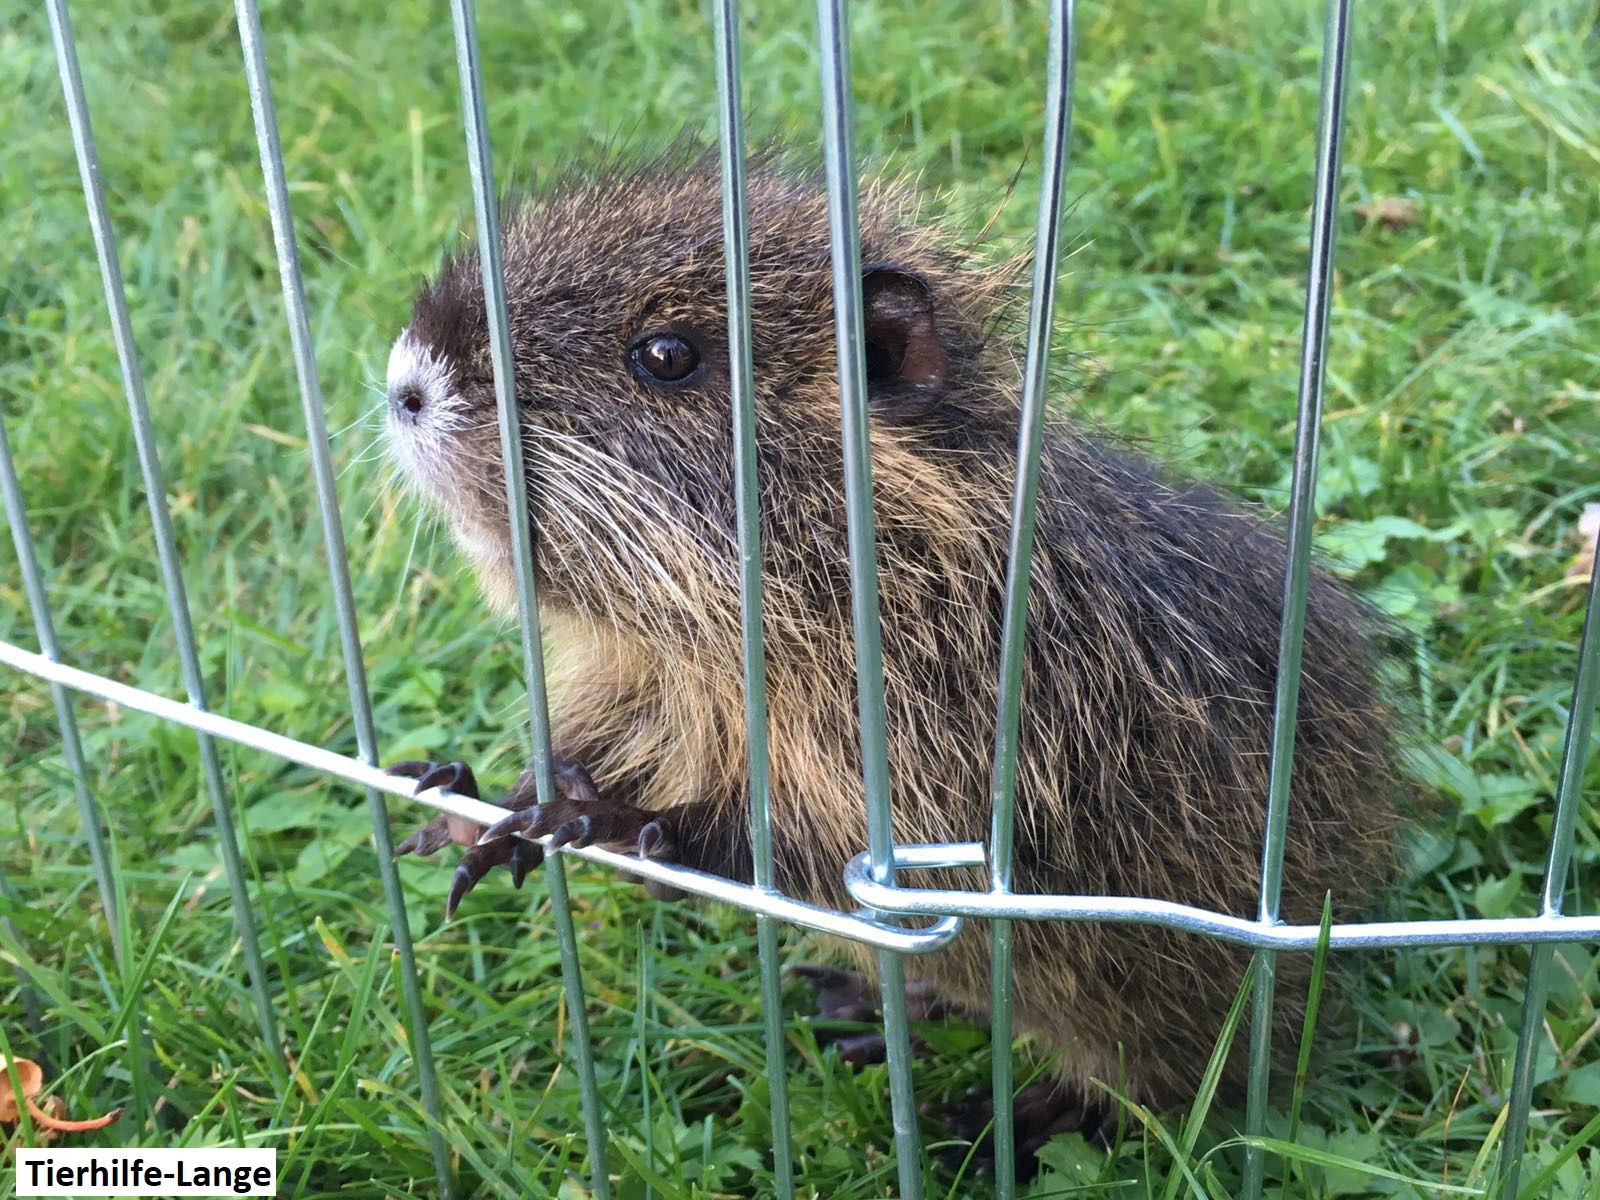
<box><xmin>387</xmin><ymin>760</ymin><xmax>485</xmax><ymax>860</ymax></box>
<box><xmin>479</xmin><ymin>808</ymin><xmax>536</xmax><ymax>844</ymax></box>
<box><xmin>637</xmin><ymin>820</ymin><xmax>674</xmax><ymax>859</ymax></box>
<box><xmin>479</xmin><ymin>796</ymin><xmax>664</xmax><ymax>855</ymax></box>
<box><xmin>547</xmin><ymin>815</ymin><xmax>594</xmax><ymax>851</ymax></box>
<box><xmin>420</xmin><ymin>761</ymin><xmax>480</xmax><ymax>797</ymax></box>
<box><xmin>444</xmin><ymin>835</ymin><xmax>545</xmax><ymax>919</ymax></box>
<box><xmin>507</xmin><ymin>840</ymin><xmax>541</xmax><ymax>889</ymax></box>
<box><xmin>445</xmin><ymin>862</ymin><xmax>478</xmax><ymax>921</ymax></box>
<box><xmin>554</xmin><ymin>759</ymin><xmax>603</xmax><ymax>806</ymax></box>
<box><xmin>394</xmin><ymin>821</ymin><xmax>457</xmax><ymax>858</ymax></box>
<box><xmin>385</xmin><ymin>760</ymin><xmax>480</xmax><ymax>799</ymax></box>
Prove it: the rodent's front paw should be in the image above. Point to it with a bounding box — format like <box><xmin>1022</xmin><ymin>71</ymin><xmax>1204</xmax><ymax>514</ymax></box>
<box><xmin>387</xmin><ymin>760</ymin><xmax>486</xmax><ymax>857</ymax></box>
<box><xmin>479</xmin><ymin>796</ymin><xmax>676</xmax><ymax>862</ymax></box>
<box><xmin>386</xmin><ymin>758</ymin><xmax>544</xmax><ymax>918</ymax></box>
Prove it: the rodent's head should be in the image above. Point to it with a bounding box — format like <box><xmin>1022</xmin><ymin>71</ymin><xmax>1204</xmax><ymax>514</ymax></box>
<box><xmin>385</xmin><ymin>148</ymin><xmax>1018</xmax><ymax>632</ymax></box>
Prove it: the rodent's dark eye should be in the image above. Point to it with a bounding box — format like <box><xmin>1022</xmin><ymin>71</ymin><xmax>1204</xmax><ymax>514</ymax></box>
<box><xmin>630</xmin><ymin>333</ymin><xmax>702</xmax><ymax>385</ymax></box>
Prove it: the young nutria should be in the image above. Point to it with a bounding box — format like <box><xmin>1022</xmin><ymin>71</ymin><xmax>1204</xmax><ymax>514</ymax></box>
<box><xmin>382</xmin><ymin>147</ymin><xmax>1405</xmax><ymax>1144</ymax></box>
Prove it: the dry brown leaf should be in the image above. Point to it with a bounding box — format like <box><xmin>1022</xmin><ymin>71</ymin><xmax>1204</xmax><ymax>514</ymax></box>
<box><xmin>0</xmin><ymin>1055</ymin><xmax>123</xmax><ymax>1137</ymax></box>
<box><xmin>1355</xmin><ymin>196</ymin><xmax>1421</xmax><ymax>230</ymax></box>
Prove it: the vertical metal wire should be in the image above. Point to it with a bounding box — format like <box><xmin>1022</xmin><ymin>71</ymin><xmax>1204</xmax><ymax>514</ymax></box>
<box><xmin>231</xmin><ymin>3</ymin><xmax>453</xmax><ymax>1190</ymax></box>
<box><xmin>4</xmin><ymin>402</ymin><xmax>154</xmax><ymax>1130</ymax></box>
<box><xmin>984</xmin><ymin>3</ymin><xmax>1076</xmax><ymax>1193</ymax></box>
<box><xmin>1241</xmin><ymin>1</ymin><xmax>1354</xmax><ymax>1195</ymax></box>
<box><xmin>0</xmin><ymin>410</ymin><xmax>121</xmax><ymax>964</ymax></box>
<box><xmin>45</xmin><ymin>0</ymin><xmax>285</xmax><ymax>1074</ymax></box>
<box><xmin>814</xmin><ymin>2</ymin><xmax>923</xmax><ymax>1193</ymax></box>
<box><xmin>446</xmin><ymin>3</ymin><xmax>611</xmax><ymax>1194</ymax></box>
<box><xmin>1495</xmin><ymin>547</ymin><xmax>1600</xmax><ymax>1199</ymax></box>
<box><xmin>710</xmin><ymin>1</ymin><xmax>796</xmax><ymax>1194</ymax></box>
<box><xmin>2</xmin><ymin>399</ymin><xmax>132</xmax><ymax>1120</ymax></box>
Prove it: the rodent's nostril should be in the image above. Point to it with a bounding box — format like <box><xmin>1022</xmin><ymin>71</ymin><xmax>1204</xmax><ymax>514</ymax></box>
<box><xmin>393</xmin><ymin>384</ymin><xmax>425</xmax><ymax>417</ymax></box>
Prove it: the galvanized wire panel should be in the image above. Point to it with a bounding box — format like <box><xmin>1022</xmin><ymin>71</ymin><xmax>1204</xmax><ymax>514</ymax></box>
<box><xmin>230</xmin><ymin>2</ymin><xmax>453</xmax><ymax>1191</ymax></box>
<box><xmin>711</xmin><ymin>0</ymin><xmax>797</xmax><ymax>1193</ymax></box>
<box><xmin>1496</xmin><ymin>548</ymin><xmax>1600</xmax><ymax>1200</ymax></box>
<box><xmin>44</xmin><ymin>0</ymin><xmax>285</xmax><ymax>1081</ymax></box>
<box><xmin>446</xmin><ymin>2</ymin><xmax>612</xmax><ymax>1194</ymax></box>
<box><xmin>985</xmin><ymin>2</ymin><xmax>1076</xmax><ymax>1193</ymax></box>
<box><xmin>814</xmin><ymin>0</ymin><xmax>926</xmax><ymax>1194</ymax></box>
<box><xmin>6</xmin><ymin>624</ymin><xmax>1600</xmax><ymax>1178</ymax></box>
<box><xmin>3</xmin><ymin>1</ymin><xmax>1592</xmax><ymax>1191</ymax></box>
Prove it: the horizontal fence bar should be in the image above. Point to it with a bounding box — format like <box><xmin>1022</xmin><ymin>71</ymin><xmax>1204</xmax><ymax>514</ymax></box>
<box><xmin>844</xmin><ymin>849</ymin><xmax>1600</xmax><ymax>950</ymax></box>
<box><xmin>13</xmin><ymin>636</ymin><xmax>1593</xmax><ymax>959</ymax></box>
<box><xmin>7</xmin><ymin>638</ymin><xmax>1592</xmax><ymax>962</ymax></box>
<box><xmin>0</xmin><ymin>640</ymin><xmax>971</xmax><ymax>955</ymax></box>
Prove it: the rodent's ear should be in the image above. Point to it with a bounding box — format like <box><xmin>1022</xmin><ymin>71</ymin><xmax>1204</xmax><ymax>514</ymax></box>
<box><xmin>861</xmin><ymin>264</ymin><xmax>949</xmax><ymax>393</ymax></box>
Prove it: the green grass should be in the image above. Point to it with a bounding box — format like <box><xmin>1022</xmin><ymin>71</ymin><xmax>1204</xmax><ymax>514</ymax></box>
<box><xmin>3</xmin><ymin>0</ymin><xmax>1598</xmax><ymax>1195</ymax></box>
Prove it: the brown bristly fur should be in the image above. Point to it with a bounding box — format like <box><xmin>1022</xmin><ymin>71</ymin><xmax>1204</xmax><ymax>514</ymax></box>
<box><xmin>386</xmin><ymin>144</ymin><xmax>1406</xmax><ymax>1108</ymax></box>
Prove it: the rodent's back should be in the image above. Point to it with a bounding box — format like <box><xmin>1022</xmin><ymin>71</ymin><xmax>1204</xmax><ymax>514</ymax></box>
<box><xmin>844</xmin><ymin>423</ymin><xmax>1402</xmax><ymax>1101</ymax></box>
<box><xmin>807</xmin><ymin>408</ymin><xmax>1403</xmax><ymax>918</ymax></box>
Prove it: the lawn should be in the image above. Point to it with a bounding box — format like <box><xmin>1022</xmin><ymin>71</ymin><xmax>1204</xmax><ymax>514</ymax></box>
<box><xmin>2</xmin><ymin>0</ymin><xmax>1598</xmax><ymax>1196</ymax></box>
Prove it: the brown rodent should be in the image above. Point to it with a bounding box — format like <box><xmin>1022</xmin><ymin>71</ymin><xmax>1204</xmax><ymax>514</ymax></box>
<box><xmin>382</xmin><ymin>147</ymin><xmax>1405</xmax><ymax>1123</ymax></box>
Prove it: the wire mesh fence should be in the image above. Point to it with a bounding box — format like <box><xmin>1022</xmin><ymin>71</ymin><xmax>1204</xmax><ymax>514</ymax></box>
<box><xmin>3</xmin><ymin>1</ymin><xmax>1597</xmax><ymax>1198</ymax></box>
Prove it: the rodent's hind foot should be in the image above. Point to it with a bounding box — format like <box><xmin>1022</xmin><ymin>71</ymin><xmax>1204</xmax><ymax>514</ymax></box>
<box><xmin>792</xmin><ymin>964</ymin><xmax>1101</xmax><ymax>1177</ymax></box>
<box><xmin>792</xmin><ymin>965</ymin><xmax>953</xmax><ymax>1067</ymax></box>
<box><xmin>936</xmin><ymin>1078</ymin><xmax>1112</xmax><ymax>1181</ymax></box>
